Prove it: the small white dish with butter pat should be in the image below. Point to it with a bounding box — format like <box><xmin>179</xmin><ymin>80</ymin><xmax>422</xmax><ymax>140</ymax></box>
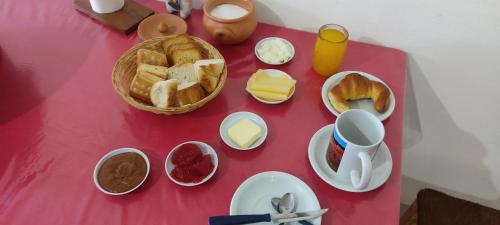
<box><xmin>246</xmin><ymin>69</ymin><xmax>296</xmax><ymax>104</ymax></box>
<box><xmin>220</xmin><ymin>111</ymin><xmax>268</xmax><ymax>150</ymax></box>
<box><xmin>255</xmin><ymin>37</ymin><xmax>295</xmax><ymax>65</ymax></box>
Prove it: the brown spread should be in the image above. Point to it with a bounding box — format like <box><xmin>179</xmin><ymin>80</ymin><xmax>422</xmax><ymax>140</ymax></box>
<box><xmin>97</xmin><ymin>152</ymin><xmax>147</xmax><ymax>193</ymax></box>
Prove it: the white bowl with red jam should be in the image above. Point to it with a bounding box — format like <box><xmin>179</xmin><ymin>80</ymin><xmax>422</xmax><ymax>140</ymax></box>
<box><xmin>165</xmin><ymin>141</ymin><xmax>218</xmax><ymax>186</ymax></box>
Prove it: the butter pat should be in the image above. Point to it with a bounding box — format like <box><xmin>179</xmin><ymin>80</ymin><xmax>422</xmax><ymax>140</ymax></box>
<box><xmin>228</xmin><ymin>119</ymin><xmax>262</xmax><ymax>149</ymax></box>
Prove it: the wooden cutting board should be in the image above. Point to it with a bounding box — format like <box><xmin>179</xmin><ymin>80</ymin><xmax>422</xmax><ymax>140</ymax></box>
<box><xmin>74</xmin><ymin>0</ymin><xmax>155</xmax><ymax>35</ymax></box>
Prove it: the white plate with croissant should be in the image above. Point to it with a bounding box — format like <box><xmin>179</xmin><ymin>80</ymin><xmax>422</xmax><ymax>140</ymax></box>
<box><xmin>321</xmin><ymin>71</ymin><xmax>396</xmax><ymax>121</ymax></box>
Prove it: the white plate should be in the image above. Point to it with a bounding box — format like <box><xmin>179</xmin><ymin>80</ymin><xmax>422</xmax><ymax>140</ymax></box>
<box><xmin>93</xmin><ymin>147</ymin><xmax>150</xmax><ymax>195</ymax></box>
<box><xmin>255</xmin><ymin>37</ymin><xmax>295</xmax><ymax>65</ymax></box>
<box><xmin>247</xmin><ymin>69</ymin><xmax>295</xmax><ymax>104</ymax></box>
<box><xmin>308</xmin><ymin>124</ymin><xmax>392</xmax><ymax>192</ymax></box>
<box><xmin>321</xmin><ymin>71</ymin><xmax>396</xmax><ymax>121</ymax></box>
<box><xmin>220</xmin><ymin>111</ymin><xmax>268</xmax><ymax>150</ymax></box>
<box><xmin>165</xmin><ymin>141</ymin><xmax>218</xmax><ymax>186</ymax></box>
<box><xmin>230</xmin><ymin>171</ymin><xmax>322</xmax><ymax>225</ymax></box>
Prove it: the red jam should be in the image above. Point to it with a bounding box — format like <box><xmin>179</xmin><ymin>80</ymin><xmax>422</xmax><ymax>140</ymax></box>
<box><xmin>171</xmin><ymin>143</ymin><xmax>203</xmax><ymax>166</ymax></box>
<box><xmin>170</xmin><ymin>144</ymin><xmax>214</xmax><ymax>183</ymax></box>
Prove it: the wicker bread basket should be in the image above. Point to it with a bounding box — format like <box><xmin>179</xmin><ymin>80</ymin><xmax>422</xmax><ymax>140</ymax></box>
<box><xmin>112</xmin><ymin>36</ymin><xmax>227</xmax><ymax>115</ymax></box>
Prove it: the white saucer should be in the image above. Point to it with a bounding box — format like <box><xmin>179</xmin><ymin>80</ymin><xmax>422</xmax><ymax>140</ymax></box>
<box><xmin>230</xmin><ymin>171</ymin><xmax>322</xmax><ymax>225</ymax></box>
<box><xmin>321</xmin><ymin>71</ymin><xmax>396</xmax><ymax>121</ymax></box>
<box><xmin>220</xmin><ymin>111</ymin><xmax>268</xmax><ymax>150</ymax></box>
<box><xmin>247</xmin><ymin>69</ymin><xmax>295</xmax><ymax>104</ymax></box>
<box><xmin>308</xmin><ymin>124</ymin><xmax>393</xmax><ymax>192</ymax></box>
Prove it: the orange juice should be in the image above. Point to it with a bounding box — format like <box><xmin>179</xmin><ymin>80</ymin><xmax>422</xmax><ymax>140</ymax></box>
<box><xmin>313</xmin><ymin>25</ymin><xmax>348</xmax><ymax>76</ymax></box>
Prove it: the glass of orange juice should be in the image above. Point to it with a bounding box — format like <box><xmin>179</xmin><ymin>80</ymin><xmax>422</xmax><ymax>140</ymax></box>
<box><xmin>313</xmin><ymin>24</ymin><xmax>349</xmax><ymax>76</ymax></box>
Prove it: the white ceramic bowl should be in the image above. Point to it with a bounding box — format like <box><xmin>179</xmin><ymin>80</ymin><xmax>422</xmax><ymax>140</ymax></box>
<box><xmin>255</xmin><ymin>37</ymin><xmax>295</xmax><ymax>65</ymax></box>
<box><xmin>247</xmin><ymin>69</ymin><xmax>296</xmax><ymax>104</ymax></box>
<box><xmin>93</xmin><ymin>147</ymin><xmax>150</xmax><ymax>195</ymax></box>
<box><xmin>219</xmin><ymin>111</ymin><xmax>268</xmax><ymax>150</ymax></box>
<box><xmin>165</xmin><ymin>141</ymin><xmax>218</xmax><ymax>186</ymax></box>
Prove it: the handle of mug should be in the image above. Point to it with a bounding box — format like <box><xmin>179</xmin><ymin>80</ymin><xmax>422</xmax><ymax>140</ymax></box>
<box><xmin>350</xmin><ymin>151</ymin><xmax>372</xmax><ymax>189</ymax></box>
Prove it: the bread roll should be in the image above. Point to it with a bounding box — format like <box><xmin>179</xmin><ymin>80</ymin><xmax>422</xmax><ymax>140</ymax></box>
<box><xmin>129</xmin><ymin>71</ymin><xmax>163</xmax><ymax>102</ymax></box>
<box><xmin>328</xmin><ymin>73</ymin><xmax>390</xmax><ymax>113</ymax></box>
<box><xmin>150</xmin><ymin>79</ymin><xmax>179</xmax><ymax>109</ymax></box>
<box><xmin>194</xmin><ymin>59</ymin><xmax>225</xmax><ymax>93</ymax></box>
<box><xmin>176</xmin><ymin>82</ymin><xmax>206</xmax><ymax>106</ymax></box>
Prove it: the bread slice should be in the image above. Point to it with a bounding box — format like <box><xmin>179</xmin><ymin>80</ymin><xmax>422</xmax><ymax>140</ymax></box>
<box><xmin>171</xmin><ymin>47</ymin><xmax>203</xmax><ymax>65</ymax></box>
<box><xmin>166</xmin><ymin>42</ymin><xmax>203</xmax><ymax>65</ymax></box>
<box><xmin>129</xmin><ymin>71</ymin><xmax>163</xmax><ymax>102</ymax></box>
<box><xmin>176</xmin><ymin>82</ymin><xmax>206</xmax><ymax>106</ymax></box>
<box><xmin>166</xmin><ymin>42</ymin><xmax>199</xmax><ymax>56</ymax></box>
<box><xmin>166</xmin><ymin>63</ymin><xmax>197</xmax><ymax>85</ymax></box>
<box><xmin>194</xmin><ymin>59</ymin><xmax>225</xmax><ymax>93</ymax></box>
<box><xmin>150</xmin><ymin>79</ymin><xmax>179</xmax><ymax>109</ymax></box>
<box><xmin>137</xmin><ymin>64</ymin><xmax>169</xmax><ymax>79</ymax></box>
<box><xmin>161</xmin><ymin>34</ymin><xmax>193</xmax><ymax>53</ymax></box>
<box><xmin>136</xmin><ymin>49</ymin><xmax>167</xmax><ymax>66</ymax></box>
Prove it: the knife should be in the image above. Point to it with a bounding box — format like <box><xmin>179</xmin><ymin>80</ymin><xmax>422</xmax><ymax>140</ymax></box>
<box><xmin>209</xmin><ymin>208</ymin><xmax>328</xmax><ymax>225</ymax></box>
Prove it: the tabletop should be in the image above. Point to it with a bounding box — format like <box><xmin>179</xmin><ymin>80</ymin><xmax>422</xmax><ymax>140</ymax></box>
<box><xmin>0</xmin><ymin>0</ymin><xmax>406</xmax><ymax>225</ymax></box>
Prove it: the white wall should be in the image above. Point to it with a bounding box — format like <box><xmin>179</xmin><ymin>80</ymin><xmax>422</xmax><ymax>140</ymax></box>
<box><xmin>195</xmin><ymin>0</ymin><xmax>500</xmax><ymax>208</ymax></box>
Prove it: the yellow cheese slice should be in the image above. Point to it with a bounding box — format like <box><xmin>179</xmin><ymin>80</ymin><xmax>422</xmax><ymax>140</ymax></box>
<box><xmin>249</xmin><ymin>83</ymin><xmax>291</xmax><ymax>95</ymax></box>
<box><xmin>246</xmin><ymin>89</ymin><xmax>289</xmax><ymax>101</ymax></box>
<box><xmin>253</xmin><ymin>70</ymin><xmax>296</xmax><ymax>85</ymax></box>
<box><xmin>247</xmin><ymin>70</ymin><xmax>296</xmax><ymax>96</ymax></box>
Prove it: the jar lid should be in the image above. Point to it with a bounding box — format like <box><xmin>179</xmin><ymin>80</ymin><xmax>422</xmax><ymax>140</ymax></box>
<box><xmin>137</xmin><ymin>13</ymin><xmax>187</xmax><ymax>40</ymax></box>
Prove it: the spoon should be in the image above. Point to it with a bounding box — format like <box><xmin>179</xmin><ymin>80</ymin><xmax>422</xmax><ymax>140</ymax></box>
<box><xmin>271</xmin><ymin>193</ymin><xmax>314</xmax><ymax>225</ymax></box>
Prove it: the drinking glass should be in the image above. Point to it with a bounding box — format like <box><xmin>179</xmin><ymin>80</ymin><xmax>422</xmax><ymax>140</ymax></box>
<box><xmin>313</xmin><ymin>24</ymin><xmax>349</xmax><ymax>76</ymax></box>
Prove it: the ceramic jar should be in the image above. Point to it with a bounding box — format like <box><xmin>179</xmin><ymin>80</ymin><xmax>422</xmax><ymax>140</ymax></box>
<box><xmin>202</xmin><ymin>0</ymin><xmax>257</xmax><ymax>44</ymax></box>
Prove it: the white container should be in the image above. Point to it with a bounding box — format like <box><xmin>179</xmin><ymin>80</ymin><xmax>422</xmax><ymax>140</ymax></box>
<box><xmin>165</xmin><ymin>141</ymin><xmax>218</xmax><ymax>186</ymax></box>
<box><xmin>93</xmin><ymin>147</ymin><xmax>150</xmax><ymax>195</ymax></box>
<box><xmin>90</xmin><ymin>0</ymin><xmax>125</xmax><ymax>14</ymax></box>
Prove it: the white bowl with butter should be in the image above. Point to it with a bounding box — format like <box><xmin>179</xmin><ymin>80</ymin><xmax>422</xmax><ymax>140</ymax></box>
<box><xmin>246</xmin><ymin>69</ymin><xmax>296</xmax><ymax>104</ymax></box>
<box><xmin>255</xmin><ymin>37</ymin><xmax>295</xmax><ymax>65</ymax></box>
<box><xmin>220</xmin><ymin>111</ymin><xmax>268</xmax><ymax>150</ymax></box>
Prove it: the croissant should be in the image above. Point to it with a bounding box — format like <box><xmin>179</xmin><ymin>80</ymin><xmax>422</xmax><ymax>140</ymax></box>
<box><xmin>328</xmin><ymin>73</ymin><xmax>390</xmax><ymax>113</ymax></box>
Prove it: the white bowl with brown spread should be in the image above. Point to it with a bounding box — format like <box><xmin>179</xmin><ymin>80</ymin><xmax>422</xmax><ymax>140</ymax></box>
<box><xmin>93</xmin><ymin>148</ymin><xmax>150</xmax><ymax>195</ymax></box>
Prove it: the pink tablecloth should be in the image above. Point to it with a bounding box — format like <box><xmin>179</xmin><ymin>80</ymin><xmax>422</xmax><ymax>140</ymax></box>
<box><xmin>0</xmin><ymin>0</ymin><xmax>406</xmax><ymax>225</ymax></box>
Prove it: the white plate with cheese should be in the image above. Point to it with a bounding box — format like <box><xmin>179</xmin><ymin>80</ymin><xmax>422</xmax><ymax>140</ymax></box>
<box><xmin>220</xmin><ymin>112</ymin><xmax>268</xmax><ymax>150</ymax></box>
<box><xmin>246</xmin><ymin>69</ymin><xmax>296</xmax><ymax>104</ymax></box>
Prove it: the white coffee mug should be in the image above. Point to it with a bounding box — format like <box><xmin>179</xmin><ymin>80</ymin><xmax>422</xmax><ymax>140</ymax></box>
<box><xmin>332</xmin><ymin>109</ymin><xmax>385</xmax><ymax>189</ymax></box>
<box><xmin>90</xmin><ymin>0</ymin><xmax>125</xmax><ymax>14</ymax></box>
